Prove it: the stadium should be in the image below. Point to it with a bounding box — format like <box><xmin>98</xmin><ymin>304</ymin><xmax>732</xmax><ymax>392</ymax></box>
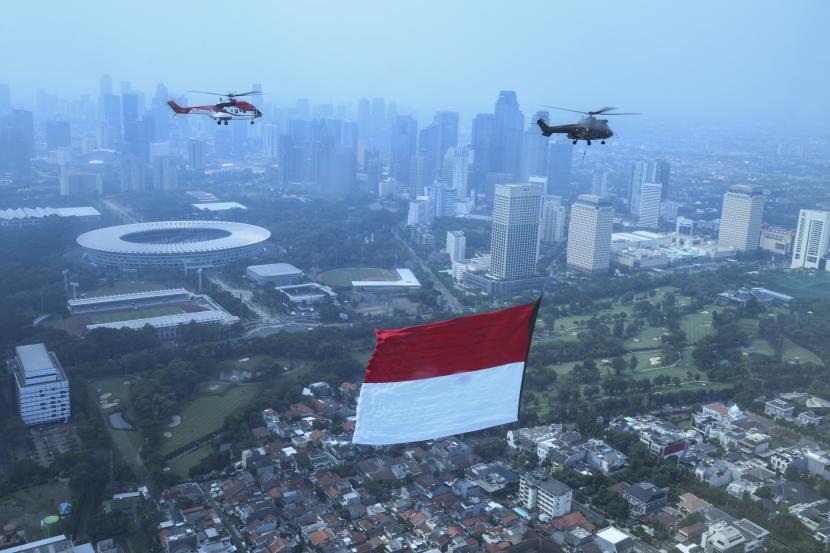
<box><xmin>77</xmin><ymin>221</ymin><xmax>270</xmax><ymax>270</ymax></box>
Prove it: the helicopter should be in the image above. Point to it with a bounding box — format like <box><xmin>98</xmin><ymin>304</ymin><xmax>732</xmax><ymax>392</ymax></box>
<box><xmin>536</xmin><ymin>106</ymin><xmax>639</xmax><ymax>145</ymax></box>
<box><xmin>167</xmin><ymin>90</ymin><xmax>263</xmax><ymax>125</ymax></box>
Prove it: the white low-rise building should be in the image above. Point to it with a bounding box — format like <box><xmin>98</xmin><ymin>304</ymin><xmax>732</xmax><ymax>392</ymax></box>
<box><xmin>7</xmin><ymin>344</ymin><xmax>70</xmax><ymax>426</ymax></box>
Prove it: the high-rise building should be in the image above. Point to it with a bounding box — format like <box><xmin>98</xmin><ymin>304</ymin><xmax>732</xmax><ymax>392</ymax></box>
<box><xmin>391</xmin><ymin>115</ymin><xmax>418</xmax><ymax>185</ymax></box>
<box><xmin>7</xmin><ymin>343</ymin><xmax>70</xmax><ymax>426</ymax></box>
<box><xmin>470</xmin><ymin>113</ymin><xmax>495</xmax><ymax>192</ymax></box>
<box><xmin>791</xmin><ymin>209</ymin><xmax>830</xmax><ymax>269</ymax></box>
<box><xmin>45</xmin><ymin>120</ymin><xmax>71</xmax><ymax>150</ymax></box>
<box><xmin>520</xmin><ymin>111</ymin><xmax>550</xmax><ymax>181</ymax></box>
<box><xmin>660</xmin><ymin>200</ymin><xmax>680</xmax><ymax>223</ymax></box>
<box><xmin>637</xmin><ymin>183</ymin><xmax>662</xmax><ymax>228</ymax></box>
<box><xmin>567</xmin><ymin>194</ymin><xmax>614</xmax><ymax>273</ymax></box>
<box><xmin>419</xmin><ymin>112</ymin><xmax>459</xmax><ymax>187</ymax></box>
<box><xmin>188</xmin><ymin>138</ymin><xmax>205</xmax><ymax>171</ymax></box>
<box><xmin>60</xmin><ymin>166</ymin><xmax>102</xmax><ymax>196</ymax></box>
<box><xmin>489</xmin><ymin>183</ymin><xmax>543</xmax><ymax>280</ymax></box>
<box><xmin>407</xmin><ymin>197</ymin><xmax>433</xmax><ymax>226</ymax></box>
<box><xmin>451</xmin><ymin>146</ymin><xmax>473</xmax><ymax>200</ymax></box>
<box><xmin>264</xmin><ymin>124</ymin><xmax>279</xmax><ymax>160</ymax></box>
<box><xmin>717</xmin><ymin>185</ymin><xmax>765</xmax><ymax>252</ymax></box>
<box><xmin>425</xmin><ymin>183</ymin><xmax>456</xmax><ymax>218</ymax></box>
<box><xmin>446</xmin><ymin>231</ymin><xmax>466</xmax><ymax>262</ymax></box>
<box><xmin>630</xmin><ymin>160</ymin><xmax>671</xmax><ymax>211</ymax></box>
<box><xmin>492</xmin><ymin>91</ymin><xmax>525</xmax><ymax>179</ymax></box>
<box><xmin>121</xmin><ymin>93</ymin><xmax>141</xmax><ymax>152</ymax></box>
<box><xmin>0</xmin><ymin>112</ymin><xmax>32</xmax><ymax>178</ymax></box>
<box><xmin>120</xmin><ymin>155</ymin><xmax>145</xmax><ymax>192</ymax></box>
<box><xmin>591</xmin><ymin>169</ymin><xmax>609</xmax><ymax>196</ymax></box>
<box><xmin>540</xmin><ymin>197</ymin><xmax>566</xmax><ymax>243</ymax></box>
<box><xmin>546</xmin><ymin>141</ymin><xmax>572</xmax><ymax>195</ymax></box>
<box><xmin>152</xmin><ymin>156</ymin><xmax>178</xmax><ymax>191</ymax></box>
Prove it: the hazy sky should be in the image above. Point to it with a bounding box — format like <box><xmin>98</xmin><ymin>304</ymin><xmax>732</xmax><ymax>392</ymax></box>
<box><xmin>3</xmin><ymin>1</ymin><xmax>829</xmax><ymax>129</ymax></box>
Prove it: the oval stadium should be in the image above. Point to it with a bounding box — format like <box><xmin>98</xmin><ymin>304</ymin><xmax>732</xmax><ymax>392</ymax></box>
<box><xmin>77</xmin><ymin>221</ymin><xmax>271</xmax><ymax>270</ymax></box>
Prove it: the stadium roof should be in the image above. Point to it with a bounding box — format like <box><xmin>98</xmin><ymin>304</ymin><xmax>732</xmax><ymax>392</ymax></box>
<box><xmin>68</xmin><ymin>288</ymin><xmax>190</xmax><ymax>307</ymax></box>
<box><xmin>247</xmin><ymin>263</ymin><xmax>303</xmax><ymax>277</ymax></box>
<box><xmin>192</xmin><ymin>202</ymin><xmax>248</xmax><ymax>211</ymax></box>
<box><xmin>352</xmin><ymin>268</ymin><xmax>421</xmax><ymax>288</ymax></box>
<box><xmin>86</xmin><ymin>309</ymin><xmax>239</xmax><ymax>331</ymax></box>
<box><xmin>77</xmin><ymin>221</ymin><xmax>270</xmax><ymax>256</ymax></box>
<box><xmin>0</xmin><ymin>206</ymin><xmax>100</xmax><ymax>220</ymax></box>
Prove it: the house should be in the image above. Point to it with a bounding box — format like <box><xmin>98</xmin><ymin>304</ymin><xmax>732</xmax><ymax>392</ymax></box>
<box><xmin>623</xmin><ymin>482</ymin><xmax>667</xmax><ymax>517</ymax></box>
<box><xmin>701</xmin><ymin>521</ymin><xmax>744</xmax><ymax>553</ymax></box>
<box><xmin>677</xmin><ymin>493</ymin><xmax>712</xmax><ymax>515</ymax></box>
<box><xmin>581</xmin><ymin>440</ymin><xmax>627</xmax><ymax>473</ymax></box>
<box><xmin>764</xmin><ymin>399</ymin><xmax>794</xmax><ymax>420</ymax></box>
<box><xmin>797</xmin><ymin>411</ymin><xmax>823</xmax><ymax>428</ymax></box>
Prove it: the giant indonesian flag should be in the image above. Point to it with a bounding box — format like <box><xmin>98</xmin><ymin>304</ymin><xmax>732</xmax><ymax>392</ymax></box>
<box><xmin>352</xmin><ymin>300</ymin><xmax>540</xmax><ymax>445</ymax></box>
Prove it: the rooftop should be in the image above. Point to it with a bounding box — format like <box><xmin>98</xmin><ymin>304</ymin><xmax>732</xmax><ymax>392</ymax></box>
<box><xmin>193</xmin><ymin>202</ymin><xmax>248</xmax><ymax>211</ymax></box>
<box><xmin>68</xmin><ymin>288</ymin><xmax>190</xmax><ymax>307</ymax></box>
<box><xmin>0</xmin><ymin>206</ymin><xmax>100</xmax><ymax>221</ymax></box>
<box><xmin>247</xmin><ymin>263</ymin><xmax>304</xmax><ymax>277</ymax></box>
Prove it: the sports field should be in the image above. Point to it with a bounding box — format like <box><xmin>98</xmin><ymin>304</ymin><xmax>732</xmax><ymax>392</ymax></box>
<box><xmin>762</xmin><ymin>270</ymin><xmax>830</xmax><ymax>299</ymax></box>
<box><xmin>317</xmin><ymin>267</ymin><xmax>397</xmax><ymax>288</ymax></box>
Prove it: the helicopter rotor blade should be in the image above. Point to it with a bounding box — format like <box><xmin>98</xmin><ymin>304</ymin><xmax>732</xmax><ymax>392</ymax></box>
<box><xmin>186</xmin><ymin>90</ymin><xmax>226</xmax><ymax>96</ymax></box>
<box><xmin>227</xmin><ymin>91</ymin><xmax>261</xmax><ymax>98</ymax></box>
<box><xmin>602</xmin><ymin>112</ymin><xmax>641</xmax><ymax>116</ymax></box>
<box><xmin>541</xmin><ymin>105</ymin><xmax>589</xmax><ymax>115</ymax></box>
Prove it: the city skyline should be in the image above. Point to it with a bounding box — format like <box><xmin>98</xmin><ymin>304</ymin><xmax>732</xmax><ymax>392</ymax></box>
<box><xmin>2</xmin><ymin>1</ymin><xmax>830</xmax><ymax>131</ymax></box>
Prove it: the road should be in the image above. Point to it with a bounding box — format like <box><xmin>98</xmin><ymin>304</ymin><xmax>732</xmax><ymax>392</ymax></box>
<box><xmin>396</xmin><ymin>234</ymin><xmax>463</xmax><ymax>313</ymax></box>
<box><xmin>209</xmin><ymin>275</ymin><xmax>271</xmax><ymax>320</ymax></box>
<box><xmin>101</xmin><ymin>198</ymin><xmax>141</xmax><ymax>223</ymax></box>
<box><xmin>204</xmin><ymin>491</ymin><xmax>247</xmax><ymax>551</ymax></box>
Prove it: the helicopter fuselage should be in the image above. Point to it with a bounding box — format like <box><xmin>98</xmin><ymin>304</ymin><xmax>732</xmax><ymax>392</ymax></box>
<box><xmin>537</xmin><ymin>115</ymin><xmax>613</xmax><ymax>143</ymax></box>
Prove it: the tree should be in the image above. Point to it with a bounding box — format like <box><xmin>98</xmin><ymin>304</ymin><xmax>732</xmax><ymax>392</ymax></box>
<box><xmin>611</xmin><ymin>357</ymin><xmax>627</xmax><ymax>375</ymax></box>
<box><xmin>628</xmin><ymin>355</ymin><xmax>639</xmax><ymax>372</ymax></box>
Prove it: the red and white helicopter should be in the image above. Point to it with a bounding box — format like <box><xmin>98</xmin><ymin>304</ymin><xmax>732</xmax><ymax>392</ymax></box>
<box><xmin>167</xmin><ymin>90</ymin><xmax>263</xmax><ymax>125</ymax></box>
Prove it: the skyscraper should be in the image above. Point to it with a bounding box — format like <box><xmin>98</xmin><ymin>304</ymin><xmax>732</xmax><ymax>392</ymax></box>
<box><xmin>120</xmin><ymin>155</ymin><xmax>145</xmax><ymax>192</ymax></box>
<box><xmin>425</xmin><ymin>183</ymin><xmax>456</xmax><ymax>218</ymax></box>
<box><xmin>520</xmin><ymin>110</ymin><xmax>550</xmax><ymax>181</ymax></box>
<box><xmin>152</xmin><ymin>156</ymin><xmax>178</xmax><ymax>191</ymax></box>
<box><xmin>637</xmin><ymin>182</ymin><xmax>662</xmax><ymax>228</ymax></box>
<box><xmin>567</xmin><ymin>195</ymin><xmax>614</xmax><ymax>273</ymax></box>
<box><xmin>630</xmin><ymin>160</ymin><xmax>670</xmax><ymax>211</ymax></box>
<box><xmin>45</xmin><ymin>120</ymin><xmax>71</xmax><ymax>150</ymax></box>
<box><xmin>546</xmin><ymin>141</ymin><xmax>572</xmax><ymax>195</ymax></box>
<box><xmin>446</xmin><ymin>231</ymin><xmax>467</xmax><ymax>262</ymax></box>
<box><xmin>540</xmin><ymin>197</ymin><xmax>566</xmax><ymax>244</ymax></box>
<box><xmin>264</xmin><ymin>124</ymin><xmax>279</xmax><ymax>160</ymax></box>
<box><xmin>717</xmin><ymin>185</ymin><xmax>765</xmax><ymax>252</ymax></box>
<box><xmin>451</xmin><ymin>146</ymin><xmax>473</xmax><ymax>199</ymax></box>
<box><xmin>391</xmin><ymin>115</ymin><xmax>418</xmax><ymax>185</ymax></box>
<box><xmin>591</xmin><ymin>169</ymin><xmax>609</xmax><ymax>196</ymax></box>
<box><xmin>492</xmin><ymin>91</ymin><xmax>524</xmax><ymax>179</ymax></box>
<box><xmin>188</xmin><ymin>138</ymin><xmax>205</xmax><ymax>171</ymax></box>
<box><xmin>654</xmin><ymin>159</ymin><xmax>671</xmax><ymax>200</ymax></box>
<box><xmin>791</xmin><ymin>209</ymin><xmax>830</xmax><ymax>269</ymax></box>
<box><xmin>489</xmin><ymin>183</ymin><xmax>543</xmax><ymax>280</ymax></box>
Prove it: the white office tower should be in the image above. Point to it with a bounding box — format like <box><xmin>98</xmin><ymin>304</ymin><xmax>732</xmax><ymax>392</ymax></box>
<box><xmin>407</xmin><ymin>196</ymin><xmax>433</xmax><ymax>226</ymax></box>
<box><xmin>489</xmin><ymin>183</ymin><xmax>543</xmax><ymax>280</ymax></box>
<box><xmin>567</xmin><ymin>194</ymin><xmax>614</xmax><ymax>273</ymax></box>
<box><xmin>264</xmin><ymin>123</ymin><xmax>279</xmax><ymax>160</ymax></box>
<box><xmin>591</xmin><ymin>169</ymin><xmax>609</xmax><ymax>196</ymax></box>
<box><xmin>540</xmin><ymin>197</ymin><xmax>566</xmax><ymax>243</ymax></box>
<box><xmin>637</xmin><ymin>182</ymin><xmax>662</xmax><ymax>228</ymax></box>
<box><xmin>446</xmin><ymin>230</ymin><xmax>467</xmax><ymax>262</ymax></box>
<box><xmin>7</xmin><ymin>344</ymin><xmax>70</xmax><ymax>425</ymax></box>
<box><xmin>791</xmin><ymin>209</ymin><xmax>830</xmax><ymax>269</ymax></box>
<box><xmin>425</xmin><ymin>183</ymin><xmax>456</xmax><ymax>218</ymax></box>
<box><xmin>152</xmin><ymin>155</ymin><xmax>178</xmax><ymax>191</ymax></box>
<box><xmin>717</xmin><ymin>185</ymin><xmax>765</xmax><ymax>252</ymax></box>
<box><xmin>629</xmin><ymin>161</ymin><xmax>652</xmax><ymax>214</ymax></box>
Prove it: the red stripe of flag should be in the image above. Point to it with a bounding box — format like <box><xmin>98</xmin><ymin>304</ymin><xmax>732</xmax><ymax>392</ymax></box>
<box><xmin>363</xmin><ymin>301</ymin><xmax>539</xmax><ymax>384</ymax></box>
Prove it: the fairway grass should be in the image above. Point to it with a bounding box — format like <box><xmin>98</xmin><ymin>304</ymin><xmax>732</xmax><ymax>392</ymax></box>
<box><xmin>159</xmin><ymin>384</ymin><xmax>255</xmax><ymax>456</ymax></box>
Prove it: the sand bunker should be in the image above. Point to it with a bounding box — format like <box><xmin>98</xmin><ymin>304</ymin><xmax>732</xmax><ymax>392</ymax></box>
<box><xmin>649</xmin><ymin>356</ymin><xmax>661</xmax><ymax>366</ymax></box>
<box><xmin>169</xmin><ymin>415</ymin><xmax>182</xmax><ymax>428</ymax></box>
<box><xmin>163</xmin><ymin>432</ymin><xmax>173</xmax><ymax>438</ymax></box>
<box><xmin>209</xmin><ymin>384</ymin><xmax>220</xmax><ymax>391</ymax></box>
<box><xmin>99</xmin><ymin>392</ymin><xmax>112</xmax><ymax>400</ymax></box>
<box><xmin>100</xmin><ymin>402</ymin><xmax>118</xmax><ymax>409</ymax></box>
<box><xmin>239</xmin><ymin>357</ymin><xmax>250</xmax><ymax>363</ymax></box>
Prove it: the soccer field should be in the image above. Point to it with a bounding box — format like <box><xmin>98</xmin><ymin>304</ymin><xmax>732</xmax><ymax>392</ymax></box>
<box><xmin>317</xmin><ymin>267</ymin><xmax>397</xmax><ymax>288</ymax></box>
<box><xmin>91</xmin><ymin>305</ymin><xmax>185</xmax><ymax>324</ymax></box>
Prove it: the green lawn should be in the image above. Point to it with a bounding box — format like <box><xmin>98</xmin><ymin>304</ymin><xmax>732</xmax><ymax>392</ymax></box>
<box><xmin>626</xmin><ymin>324</ymin><xmax>668</xmax><ymax>350</ymax></box>
<box><xmin>92</xmin><ymin>305</ymin><xmax>184</xmax><ymax>324</ymax></box>
<box><xmin>782</xmin><ymin>338</ymin><xmax>823</xmax><ymax>364</ymax></box>
<box><xmin>762</xmin><ymin>270</ymin><xmax>830</xmax><ymax>300</ymax></box>
<box><xmin>221</xmin><ymin>354</ymin><xmax>288</xmax><ymax>373</ymax></box>
<box><xmin>168</xmin><ymin>445</ymin><xmax>214</xmax><ymax>478</ymax></box>
<box><xmin>679</xmin><ymin>310</ymin><xmax>717</xmax><ymax>343</ymax></box>
<box><xmin>317</xmin><ymin>267</ymin><xmax>397</xmax><ymax>288</ymax></box>
<box><xmin>85</xmin><ymin>281</ymin><xmax>174</xmax><ymax>298</ymax></box>
<box><xmin>0</xmin><ymin>482</ymin><xmax>72</xmax><ymax>540</ymax></box>
<box><xmin>159</xmin><ymin>384</ymin><xmax>255</xmax><ymax>456</ymax></box>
